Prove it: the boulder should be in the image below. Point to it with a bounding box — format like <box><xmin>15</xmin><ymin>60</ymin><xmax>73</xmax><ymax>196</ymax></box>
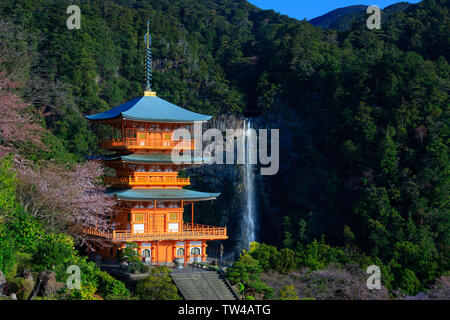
<box><xmin>33</xmin><ymin>271</ymin><xmax>58</xmax><ymax>297</ymax></box>
<box><xmin>21</xmin><ymin>269</ymin><xmax>33</xmax><ymax>282</ymax></box>
<box><xmin>7</xmin><ymin>277</ymin><xmax>34</xmax><ymax>300</ymax></box>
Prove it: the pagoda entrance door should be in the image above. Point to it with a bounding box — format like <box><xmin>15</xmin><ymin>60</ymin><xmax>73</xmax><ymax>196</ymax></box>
<box><xmin>155</xmin><ymin>242</ymin><xmax>171</xmax><ymax>263</ymax></box>
<box><xmin>149</xmin><ymin>213</ymin><xmax>166</xmax><ymax>232</ymax></box>
<box><xmin>149</xmin><ymin>132</ymin><xmax>161</xmax><ymax>148</ymax></box>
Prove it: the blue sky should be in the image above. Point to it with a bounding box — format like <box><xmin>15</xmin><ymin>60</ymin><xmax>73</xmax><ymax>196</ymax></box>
<box><xmin>248</xmin><ymin>1</ymin><xmax>422</xmax><ymax>20</ymax></box>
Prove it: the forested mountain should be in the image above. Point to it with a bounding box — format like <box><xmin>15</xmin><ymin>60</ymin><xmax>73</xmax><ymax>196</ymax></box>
<box><xmin>309</xmin><ymin>2</ymin><xmax>413</xmax><ymax>30</ymax></box>
<box><xmin>0</xmin><ymin>0</ymin><xmax>448</xmax><ymax>297</ymax></box>
<box><xmin>309</xmin><ymin>5</ymin><xmax>368</xmax><ymax>29</ymax></box>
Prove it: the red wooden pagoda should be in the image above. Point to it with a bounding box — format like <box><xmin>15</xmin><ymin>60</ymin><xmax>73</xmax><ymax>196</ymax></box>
<box><xmin>84</xmin><ymin>22</ymin><xmax>226</xmax><ymax>265</ymax></box>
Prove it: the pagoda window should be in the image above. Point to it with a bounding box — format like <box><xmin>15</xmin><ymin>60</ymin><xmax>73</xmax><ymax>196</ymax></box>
<box><xmin>176</xmin><ymin>248</ymin><xmax>184</xmax><ymax>256</ymax></box>
<box><xmin>142</xmin><ymin>249</ymin><xmax>151</xmax><ymax>258</ymax></box>
<box><xmin>168</xmin><ymin>223</ymin><xmax>179</xmax><ymax>232</ymax></box>
<box><xmin>133</xmin><ymin>224</ymin><xmax>144</xmax><ymax>234</ymax></box>
<box><xmin>170</xmin><ymin>212</ymin><xmax>178</xmax><ymax>221</ymax></box>
<box><xmin>134</xmin><ymin>213</ymin><xmax>144</xmax><ymax>222</ymax></box>
<box><xmin>190</xmin><ymin>247</ymin><xmax>201</xmax><ymax>255</ymax></box>
<box><xmin>126</xmin><ymin>128</ymin><xmax>136</xmax><ymax>138</ymax></box>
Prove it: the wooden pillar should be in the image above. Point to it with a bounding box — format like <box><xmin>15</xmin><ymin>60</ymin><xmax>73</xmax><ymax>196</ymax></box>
<box><xmin>156</xmin><ymin>240</ymin><xmax>159</xmax><ymax>266</ymax></box>
<box><xmin>181</xmin><ymin>200</ymin><xmax>184</xmax><ymax>229</ymax></box>
<box><xmin>184</xmin><ymin>241</ymin><xmax>187</xmax><ymax>267</ymax></box>
<box><xmin>202</xmin><ymin>241</ymin><xmax>207</xmax><ymax>262</ymax></box>
<box><xmin>172</xmin><ymin>242</ymin><xmax>176</xmax><ymax>263</ymax></box>
<box><xmin>151</xmin><ymin>242</ymin><xmax>155</xmax><ymax>264</ymax></box>
<box><xmin>164</xmin><ymin>210</ymin><xmax>166</xmax><ymax>233</ymax></box>
<box><xmin>191</xmin><ymin>202</ymin><xmax>194</xmax><ymax>229</ymax></box>
<box><xmin>154</xmin><ymin>200</ymin><xmax>156</xmax><ymax>230</ymax></box>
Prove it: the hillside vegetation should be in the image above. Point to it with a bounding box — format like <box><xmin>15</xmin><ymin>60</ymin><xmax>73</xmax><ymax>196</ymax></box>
<box><xmin>0</xmin><ymin>0</ymin><xmax>448</xmax><ymax>298</ymax></box>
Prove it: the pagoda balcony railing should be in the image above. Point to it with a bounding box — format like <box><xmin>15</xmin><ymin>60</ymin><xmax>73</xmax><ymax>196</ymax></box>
<box><xmin>83</xmin><ymin>223</ymin><xmax>227</xmax><ymax>242</ymax></box>
<box><xmin>104</xmin><ymin>175</ymin><xmax>190</xmax><ymax>187</ymax></box>
<box><xmin>101</xmin><ymin>138</ymin><xmax>197</xmax><ymax>150</ymax></box>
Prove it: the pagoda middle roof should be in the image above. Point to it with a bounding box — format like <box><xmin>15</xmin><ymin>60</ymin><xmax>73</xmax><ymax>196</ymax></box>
<box><xmin>85</xmin><ymin>96</ymin><xmax>211</xmax><ymax>123</ymax></box>
<box><xmin>89</xmin><ymin>153</ymin><xmax>211</xmax><ymax>164</ymax></box>
<box><xmin>107</xmin><ymin>188</ymin><xmax>220</xmax><ymax>201</ymax></box>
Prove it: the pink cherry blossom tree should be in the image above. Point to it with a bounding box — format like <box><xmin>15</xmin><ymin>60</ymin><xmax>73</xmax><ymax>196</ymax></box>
<box><xmin>15</xmin><ymin>159</ymin><xmax>117</xmax><ymax>247</ymax></box>
<box><xmin>0</xmin><ymin>71</ymin><xmax>45</xmax><ymax>157</ymax></box>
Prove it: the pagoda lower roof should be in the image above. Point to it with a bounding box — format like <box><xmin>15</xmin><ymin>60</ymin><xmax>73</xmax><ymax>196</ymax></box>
<box><xmin>107</xmin><ymin>188</ymin><xmax>220</xmax><ymax>201</ymax></box>
<box><xmin>88</xmin><ymin>153</ymin><xmax>211</xmax><ymax>164</ymax></box>
<box><xmin>85</xmin><ymin>96</ymin><xmax>211</xmax><ymax>123</ymax></box>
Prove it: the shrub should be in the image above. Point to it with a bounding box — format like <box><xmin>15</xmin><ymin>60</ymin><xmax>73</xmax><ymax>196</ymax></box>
<box><xmin>226</xmin><ymin>253</ymin><xmax>273</xmax><ymax>299</ymax></box>
<box><xmin>9</xmin><ymin>212</ymin><xmax>43</xmax><ymax>253</ymax></box>
<box><xmin>65</xmin><ymin>284</ymin><xmax>98</xmax><ymax>300</ymax></box>
<box><xmin>0</xmin><ymin>155</ymin><xmax>19</xmax><ymax>215</ymax></box>
<box><xmin>117</xmin><ymin>242</ymin><xmax>144</xmax><ymax>274</ymax></box>
<box><xmin>260</xmin><ymin>268</ymin><xmax>389</xmax><ymax>300</ymax></box>
<box><xmin>276</xmin><ymin>249</ymin><xmax>297</xmax><ymax>274</ymax></box>
<box><xmin>9</xmin><ymin>252</ymin><xmax>33</xmax><ymax>279</ymax></box>
<box><xmin>278</xmin><ymin>285</ymin><xmax>299</xmax><ymax>300</ymax></box>
<box><xmin>32</xmin><ymin>233</ymin><xmax>78</xmax><ymax>273</ymax></box>
<box><xmin>117</xmin><ymin>243</ymin><xmax>140</xmax><ymax>264</ymax></box>
<box><xmin>249</xmin><ymin>242</ymin><xmax>279</xmax><ymax>271</ymax></box>
<box><xmin>140</xmin><ymin>264</ymin><xmax>151</xmax><ymax>273</ymax></box>
<box><xmin>7</xmin><ymin>277</ymin><xmax>34</xmax><ymax>300</ymax></box>
<box><xmin>0</xmin><ymin>227</ymin><xmax>17</xmax><ymax>276</ymax></box>
<box><xmin>136</xmin><ymin>266</ymin><xmax>181</xmax><ymax>300</ymax></box>
<box><xmin>58</xmin><ymin>256</ymin><xmax>130</xmax><ymax>299</ymax></box>
<box><xmin>97</xmin><ymin>271</ymin><xmax>130</xmax><ymax>298</ymax></box>
<box><xmin>397</xmin><ymin>269</ymin><xmax>420</xmax><ymax>295</ymax></box>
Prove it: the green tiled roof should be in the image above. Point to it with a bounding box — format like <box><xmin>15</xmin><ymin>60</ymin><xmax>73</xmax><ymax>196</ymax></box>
<box><xmin>107</xmin><ymin>188</ymin><xmax>220</xmax><ymax>201</ymax></box>
<box><xmin>86</xmin><ymin>96</ymin><xmax>211</xmax><ymax>123</ymax></box>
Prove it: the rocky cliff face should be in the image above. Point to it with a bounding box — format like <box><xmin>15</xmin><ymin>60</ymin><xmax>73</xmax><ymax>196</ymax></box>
<box><xmin>187</xmin><ymin>111</ymin><xmax>302</xmax><ymax>259</ymax></box>
<box><xmin>186</xmin><ymin>114</ymin><xmax>245</xmax><ymax>260</ymax></box>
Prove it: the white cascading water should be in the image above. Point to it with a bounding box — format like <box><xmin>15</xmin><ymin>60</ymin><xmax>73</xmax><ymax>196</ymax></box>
<box><xmin>241</xmin><ymin>118</ymin><xmax>256</xmax><ymax>250</ymax></box>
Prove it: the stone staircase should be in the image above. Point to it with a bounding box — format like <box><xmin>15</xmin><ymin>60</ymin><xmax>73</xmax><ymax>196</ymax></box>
<box><xmin>171</xmin><ymin>268</ymin><xmax>239</xmax><ymax>300</ymax></box>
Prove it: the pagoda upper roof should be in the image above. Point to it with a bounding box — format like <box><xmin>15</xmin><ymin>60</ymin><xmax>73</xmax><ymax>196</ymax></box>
<box><xmin>88</xmin><ymin>153</ymin><xmax>212</xmax><ymax>164</ymax></box>
<box><xmin>107</xmin><ymin>188</ymin><xmax>220</xmax><ymax>201</ymax></box>
<box><xmin>85</xmin><ymin>95</ymin><xmax>212</xmax><ymax>123</ymax></box>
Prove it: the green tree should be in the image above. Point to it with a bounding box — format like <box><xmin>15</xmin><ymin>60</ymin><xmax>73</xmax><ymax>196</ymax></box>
<box><xmin>136</xmin><ymin>266</ymin><xmax>181</xmax><ymax>300</ymax></box>
<box><xmin>227</xmin><ymin>253</ymin><xmax>273</xmax><ymax>298</ymax></box>
<box><xmin>278</xmin><ymin>285</ymin><xmax>299</xmax><ymax>300</ymax></box>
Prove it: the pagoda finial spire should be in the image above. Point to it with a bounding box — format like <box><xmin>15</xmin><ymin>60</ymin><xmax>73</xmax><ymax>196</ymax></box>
<box><xmin>144</xmin><ymin>20</ymin><xmax>156</xmax><ymax>96</ymax></box>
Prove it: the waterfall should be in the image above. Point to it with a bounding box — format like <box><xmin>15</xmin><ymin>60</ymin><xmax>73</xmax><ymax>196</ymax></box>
<box><xmin>241</xmin><ymin>118</ymin><xmax>257</xmax><ymax>250</ymax></box>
